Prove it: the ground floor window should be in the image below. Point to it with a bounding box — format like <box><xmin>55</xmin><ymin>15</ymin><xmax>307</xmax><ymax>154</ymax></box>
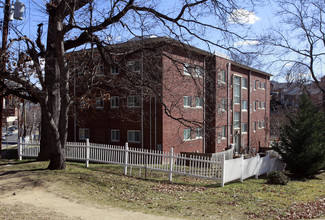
<box><xmin>111</xmin><ymin>129</ymin><xmax>120</xmax><ymax>142</ymax></box>
<box><xmin>184</xmin><ymin>128</ymin><xmax>191</xmax><ymax>141</ymax></box>
<box><xmin>79</xmin><ymin>128</ymin><xmax>89</xmax><ymax>140</ymax></box>
<box><xmin>127</xmin><ymin>130</ymin><xmax>140</xmax><ymax>143</ymax></box>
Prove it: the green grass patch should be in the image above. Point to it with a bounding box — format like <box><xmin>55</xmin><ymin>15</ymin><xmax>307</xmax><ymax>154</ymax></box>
<box><xmin>1</xmin><ymin>159</ymin><xmax>324</xmax><ymax>219</ymax></box>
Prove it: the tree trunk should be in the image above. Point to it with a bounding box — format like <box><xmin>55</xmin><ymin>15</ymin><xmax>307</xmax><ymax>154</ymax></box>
<box><xmin>38</xmin><ymin>3</ymin><xmax>69</xmax><ymax>170</ymax></box>
<box><xmin>37</xmin><ymin>112</ymin><xmax>50</xmax><ymax>161</ymax></box>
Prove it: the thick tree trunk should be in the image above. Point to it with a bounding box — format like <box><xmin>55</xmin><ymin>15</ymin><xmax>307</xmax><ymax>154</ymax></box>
<box><xmin>37</xmin><ymin>113</ymin><xmax>50</xmax><ymax>161</ymax></box>
<box><xmin>38</xmin><ymin>2</ymin><xmax>69</xmax><ymax>170</ymax></box>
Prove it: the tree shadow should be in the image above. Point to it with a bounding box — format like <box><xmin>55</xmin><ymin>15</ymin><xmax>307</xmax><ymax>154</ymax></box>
<box><xmin>0</xmin><ymin>168</ymin><xmax>47</xmax><ymax>177</ymax></box>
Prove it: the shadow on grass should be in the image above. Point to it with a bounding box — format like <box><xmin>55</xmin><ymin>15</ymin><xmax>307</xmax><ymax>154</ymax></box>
<box><xmin>0</xmin><ymin>168</ymin><xmax>47</xmax><ymax>177</ymax></box>
<box><xmin>0</xmin><ymin>160</ymin><xmax>38</xmax><ymax>166</ymax></box>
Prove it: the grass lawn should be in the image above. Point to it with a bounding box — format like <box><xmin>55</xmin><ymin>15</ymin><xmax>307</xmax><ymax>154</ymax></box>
<box><xmin>1</xmin><ymin>159</ymin><xmax>324</xmax><ymax>219</ymax></box>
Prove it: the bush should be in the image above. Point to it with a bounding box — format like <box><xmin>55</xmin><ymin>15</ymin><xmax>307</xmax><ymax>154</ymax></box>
<box><xmin>267</xmin><ymin>171</ymin><xmax>290</xmax><ymax>185</ymax></box>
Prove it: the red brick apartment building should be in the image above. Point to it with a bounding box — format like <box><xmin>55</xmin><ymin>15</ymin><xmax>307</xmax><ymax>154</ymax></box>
<box><xmin>67</xmin><ymin>36</ymin><xmax>271</xmax><ymax>155</ymax></box>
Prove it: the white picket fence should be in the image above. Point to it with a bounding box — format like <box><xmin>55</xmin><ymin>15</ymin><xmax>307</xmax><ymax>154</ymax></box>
<box><xmin>17</xmin><ymin>139</ymin><xmax>284</xmax><ymax>186</ymax></box>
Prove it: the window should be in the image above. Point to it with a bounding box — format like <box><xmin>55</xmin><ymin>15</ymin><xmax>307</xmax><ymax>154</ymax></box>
<box><xmin>127</xmin><ymin>96</ymin><xmax>140</xmax><ymax>107</ymax></box>
<box><xmin>183</xmin><ymin>96</ymin><xmax>192</xmax><ymax>107</ymax></box>
<box><xmin>96</xmin><ymin>64</ymin><xmax>104</xmax><ymax>76</ymax></box>
<box><xmin>221</xmin><ymin>98</ymin><xmax>227</xmax><ymax>111</ymax></box>
<box><xmin>79</xmin><ymin>128</ymin><xmax>89</xmax><ymax>140</ymax></box>
<box><xmin>195</xmin><ymin>66</ymin><xmax>203</xmax><ymax>77</ymax></box>
<box><xmin>261</xmin><ymin>120</ymin><xmax>265</xmax><ymax>128</ymax></box>
<box><xmin>234</xmin><ymin>76</ymin><xmax>241</xmax><ymax>104</ymax></box>
<box><xmin>234</xmin><ymin>112</ymin><xmax>240</xmax><ymax>129</ymax></box>
<box><xmin>241</xmin><ymin>122</ymin><xmax>248</xmax><ymax>133</ymax></box>
<box><xmin>221</xmin><ymin>126</ymin><xmax>226</xmax><ymax>138</ymax></box>
<box><xmin>254</xmin><ymin>101</ymin><xmax>258</xmax><ymax>111</ymax></box>
<box><xmin>111</xmin><ymin>67</ymin><xmax>119</xmax><ymax>75</ymax></box>
<box><xmin>127</xmin><ymin>130</ymin><xmax>141</xmax><ymax>143</ymax></box>
<box><xmin>253</xmin><ymin>121</ymin><xmax>257</xmax><ymax>132</ymax></box>
<box><xmin>184</xmin><ymin>129</ymin><xmax>191</xmax><ymax>141</ymax></box>
<box><xmin>241</xmin><ymin>78</ymin><xmax>248</xmax><ymax>89</ymax></box>
<box><xmin>242</xmin><ymin>100</ymin><xmax>248</xmax><ymax>111</ymax></box>
<box><xmin>95</xmin><ymin>97</ymin><xmax>104</xmax><ymax>109</ymax></box>
<box><xmin>255</xmin><ymin>80</ymin><xmax>258</xmax><ymax>90</ymax></box>
<box><xmin>218</xmin><ymin>70</ymin><xmax>226</xmax><ymax>83</ymax></box>
<box><xmin>196</xmin><ymin>128</ymin><xmax>202</xmax><ymax>139</ymax></box>
<box><xmin>110</xmin><ymin>96</ymin><xmax>119</xmax><ymax>108</ymax></box>
<box><xmin>261</xmin><ymin>102</ymin><xmax>266</xmax><ymax>109</ymax></box>
<box><xmin>258</xmin><ymin>121</ymin><xmax>262</xmax><ymax>129</ymax></box>
<box><xmin>183</xmin><ymin>63</ymin><xmax>191</xmax><ymax>75</ymax></box>
<box><xmin>259</xmin><ymin>101</ymin><xmax>262</xmax><ymax>109</ymax></box>
<box><xmin>261</xmin><ymin>82</ymin><xmax>266</xmax><ymax>89</ymax></box>
<box><xmin>195</xmin><ymin>97</ymin><xmax>203</xmax><ymax>108</ymax></box>
<box><xmin>127</xmin><ymin>60</ymin><xmax>141</xmax><ymax>73</ymax></box>
<box><xmin>111</xmin><ymin>129</ymin><xmax>120</xmax><ymax>142</ymax></box>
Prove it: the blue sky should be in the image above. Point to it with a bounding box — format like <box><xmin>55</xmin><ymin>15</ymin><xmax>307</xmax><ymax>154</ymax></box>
<box><xmin>1</xmin><ymin>0</ymin><xmax>318</xmax><ymax>82</ymax></box>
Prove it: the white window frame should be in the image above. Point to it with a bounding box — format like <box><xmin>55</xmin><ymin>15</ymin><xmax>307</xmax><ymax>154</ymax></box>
<box><xmin>234</xmin><ymin>76</ymin><xmax>241</xmax><ymax>104</ymax></box>
<box><xmin>241</xmin><ymin>78</ymin><xmax>248</xmax><ymax>89</ymax></box>
<box><xmin>184</xmin><ymin>128</ymin><xmax>191</xmax><ymax>141</ymax></box>
<box><xmin>110</xmin><ymin>96</ymin><xmax>119</xmax><ymax>109</ymax></box>
<box><xmin>127</xmin><ymin>96</ymin><xmax>140</xmax><ymax>108</ymax></box>
<box><xmin>183</xmin><ymin>63</ymin><xmax>191</xmax><ymax>75</ymax></box>
<box><xmin>111</xmin><ymin>129</ymin><xmax>120</xmax><ymax>142</ymax></box>
<box><xmin>234</xmin><ymin>112</ymin><xmax>240</xmax><ymax>129</ymax></box>
<box><xmin>111</xmin><ymin>67</ymin><xmax>119</xmax><ymax>75</ymax></box>
<box><xmin>195</xmin><ymin>97</ymin><xmax>203</xmax><ymax>108</ymax></box>
<box><xmin>95</xmin><ymin>97</ymin><xmax>104</xmax><ymax>109</ymax></box>
<box><xmin>221</xmin><ymin>126</ymin><xmax>226</xmax><ymax>139</ymax></box>
<box><xmin>242</xmin><ymin>100</ymin><xmax>248</xmax><ymax>111</ymax></box>
<box><xmin>218</xmin><ymin>70</ymin><xmax>226</xmax><ymax>83</ymax></box>
<box><xmin>127</xmin><ymin>130</ymin><xmax>141</xmax><ymax>143</ymax></box>
<box><xmin>196</xmin><ymin>128</ymin><xmax>203</xmax><ymax>139</ymax></box>
<box><xmin>195</xmin><ymin>66</ymin><xmax>203</xmax><ymax>77</ymax></box>
<box><xmin>79</xmin><ymin>128</ymin><xmax>89</xmax><ymax>140</ymax></box>
<box><xmin>241</xmin><ymin>122</ymin><xmax>248</xmax><ymax>133</ymax></box>
<box><xmin>183</xmin><ymin>96</ymin><xmax>192</xmax><ymax>108</ymax></box>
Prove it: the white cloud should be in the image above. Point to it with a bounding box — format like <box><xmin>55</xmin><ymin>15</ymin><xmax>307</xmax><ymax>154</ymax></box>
<box><xmin>234</xmin><ymin>40</ymin><xmax>260</xmax><ymax>47</ymax></box>
<box><xmin>228</xmin><ymin>9</ymin><xmax>260</xmax><ymax>25</ymax></box>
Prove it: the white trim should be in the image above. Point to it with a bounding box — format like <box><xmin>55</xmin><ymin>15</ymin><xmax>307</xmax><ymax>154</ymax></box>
<box><xmin>127</xmin><ymin>130</ymin><xmax>141</xmax><ymax>143</ymax></box>
<box><xmin>111</xmin><ymin>129</ymin><xmax>120</xmax><ymax>142</ymax></box>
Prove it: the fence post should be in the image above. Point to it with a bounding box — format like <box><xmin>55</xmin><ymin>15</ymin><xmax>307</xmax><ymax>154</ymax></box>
<box><xmin>86</xmin><ymin>139</ymin><xmax>90</xmax><ymax>168</ymax></box>
<box><xmin>240</xmin><ymin>154</ymin><xmax>244</xmax><ymax>182</ymax></box>
<box><xmin>168</xmin><ymin>148</ymin><xmax>174</xmax><ymax>182</ymax></box>
<box><xmin>124</xmin><ymin>142</ymin><xmax>129</xmax><ymax>175</ymax></box>
<box><xmin>18</xmin><ymin>137</ymin><xmax>22</xmax><ymax>160</ymax></box>
<box><xmin>255</xmin><ymin>154</ymin><xmax>260</xmax><ymax>179</ymax></box>
<box><xmin>220</xmin><ymin>154</ymin><xmax>225</xmax><ymax>187</ymax></box>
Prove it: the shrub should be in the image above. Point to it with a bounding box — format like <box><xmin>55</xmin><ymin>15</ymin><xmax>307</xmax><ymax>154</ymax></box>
<box><xmin>267</xmin><ymin>171</ymin><xmax>290</xmax><ymax>185</ymax></box>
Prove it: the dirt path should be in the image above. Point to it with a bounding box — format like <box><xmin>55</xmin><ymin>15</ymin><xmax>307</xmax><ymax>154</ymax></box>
<box><xmin>0</xmin><ymin>166</ymin><xmax>181</xmax><ymax>220</ymax></box>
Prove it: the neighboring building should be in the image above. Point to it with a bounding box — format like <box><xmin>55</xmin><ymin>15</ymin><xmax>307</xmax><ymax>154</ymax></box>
<box><xmin>2</xmin><ymin>95</ymin><xmax>19</xmax><ymax>126</ymax></box>
<box><xmin>67</xmin><ymin>37</ymin><xmax>271</xmax><ymax>155</ymax></box>
<box><xmin>270</xmin><ymin>77</ymin><xmax>325</xmax><ymax>109</ymax></box>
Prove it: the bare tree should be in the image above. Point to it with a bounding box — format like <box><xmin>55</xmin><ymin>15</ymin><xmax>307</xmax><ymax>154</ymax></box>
<box><xmin>263</xmin><ymin>0</ymin><xmax>325</xmax><ymax>108</ymax></box>
<box><xmin>1</xmin><ymin>0</ymin><xmax>259</xmax><ymax>169</ymax></box>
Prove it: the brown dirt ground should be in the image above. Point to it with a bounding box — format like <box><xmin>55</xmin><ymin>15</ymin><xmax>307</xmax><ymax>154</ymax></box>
<box><xmin>0</xmin><ymin>164</ymin><xmax>182</xmax><ymax>220</ymax></box>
